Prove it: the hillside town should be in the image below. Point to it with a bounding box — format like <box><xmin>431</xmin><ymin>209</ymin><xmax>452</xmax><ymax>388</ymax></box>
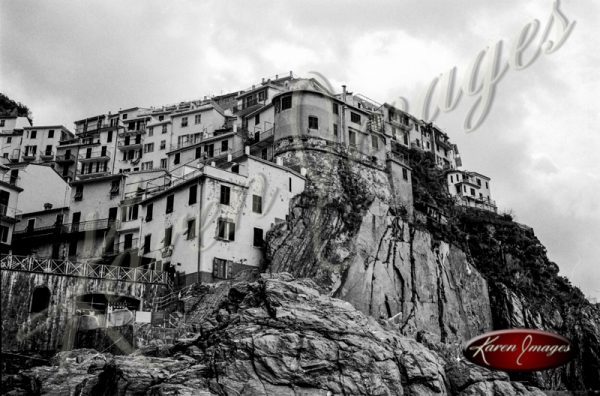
<box><xmin>0</xmin><ymin>73</ymin><xmax>499</xmax><ymax>354</ymax></box>
<box><xmin>1</xmin><ymin>73</ymin><xmax>496</xmax><ymax>280</ymax></box>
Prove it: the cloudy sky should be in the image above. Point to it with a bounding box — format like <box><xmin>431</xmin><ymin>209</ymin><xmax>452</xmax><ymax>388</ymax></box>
<box><xmin>1</xmin><ymin>1</ymin><xmax>598</xmax><ymax>299</ymax></box>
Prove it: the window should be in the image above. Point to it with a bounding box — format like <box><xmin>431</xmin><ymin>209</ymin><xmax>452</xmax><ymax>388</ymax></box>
<box><xmin>0</xmin><ymin>225</ymin><xmax>9</xmax><ymax>243</ymax></box>
<box><xmin>30</xmin><ymin>130</ymin><xmax>37</xmax><ymax>139</ymax></box>
<box><xmin>252</xmin><ymin>195</ymin><xmax>262</xmax><ymax>214</ymax></box>
<box><xmin>195</xmin><ymin>114</ymin><xmax>201</xmax><ymax>124</ymax></box>
<box><xmin>148</xmin><ymin>127</ymin><xmax>154</xmax><ymax>137</ymax></box>
<box><xmin>144</xmin><ymin>143</ymin><xmax>154</xmax><ymax>153</ymax></box>
<box><xmin>160</xmin><ymin>140</ymin><xmax>166</xmax><ymax>150</ymax></box>
<box><xmin>486</xmin><ymin>182</ymin><xmax>489</xmax><ymax>189</ymax></box>
<box><xmin>220</xmin><ymin>185</ymin><xmax>230</xmax><ymax>205</ymax></box>
<box><xmin>0</xmin><ymin>120</ymin><xmax>4</xmax><ymax>127</ymax></box>
<box><xmin>217</xmin><ymin>219</ymin><xmax>235</xmax><ymax>241</ymax></box>
<box><xmin>142</xmin><ymin>161</ymin><xmax>153</xmax><ymax>170</ymax></box>
<box><xmin>402</xmin><ymin>168</ymin><xmax>408</xmax><ymax>181</ymax></box>
<box><xmin>281</xmin><ymin>95</ymin><xmax>292</xmax><ymax>110</ymax></box>
<box><xmin>107</xmin><ymin>130</ymin><xmax>113</xmax><ymax>142</ymax></box>
<box><xmin>143</xmin><ymin>234</ymin><xmax>151</xmax><ymax>254</ymax></box>
<box><xmin>186</xmin><ymin>219</ymin><xmax>196</xmax><ymax>240</ymax></box>
<box><xmin>181</xmin><ymin>117</ymin><xmax>188</xmax><ymax>127</ymax></box>
<box><xmin>166</xmin><ymin>194</ymin><xmax>174</xmax><ymax>213</ymax></box>
<box><xmin>174</xmin><ymin>153</ymin><xmax>180</xmax><ymax>165</ymax></box>
<box><xmin>371</xmin><ymin>135</ymin><xmax>379</xmax><ymax>150</ymax></box>
<box><xmin>333</xmin><ymin>103</ymin><xmax>339</xmax><ymax>115</ymax></box>
<box><xmin>122</xmin><ymin>204</ymin><xmax>139</xmax><ymax>222</ymax></box>
<box><xmin>159</xmin><ymin>115</ymin><xmax>164</xmax><ymax>121</ymax></box>
<box><xmin>350</xmin><ymin>112</ymin><xmax>361</xmax><ymax>124</ymax></box>
<box><xmin>213</xmin><ymin>258</ymin><xmax>232</xmax><ymax>279</ymax></box>
<box><xmin>164</xmin><ymin>226</ymin><xmax>172</xmax><ymax>247</ymax></box>
<box><xmin>476</xmin><ymin>178</ymin><xmax>482</xmax><ymax>187</ymax></box>
<box><xmin>7</xmin><ymin>137</ymin><xmax>11</xmax><ymax>144</ymax></box>
<box><xmin>160</xmin><ymin>158</ymin><xmax>167</xmax><ymax>169</ymax></box>
<box><xmin>27</xmin><ymin>218</ymin><xmax>36</xmax><ymax>231</ymax></box>
<box><xmin>162</xmin><ymin>124</ymin><xmax>168</xmax><ymax>134</ymax></box>
<box><xmin>48</xmin><ymin>130</ymin><xmax>54</xmax><ymax>138</ymax></box>
<box><xmin>470</xmin><ymin>188</ymin><xmax>475</xmax><ymax>196</ymax></box>
<box><xmin>255</xmin><ymin>114</ymin><xmax>260</xmax><ymax>125</ymax></box>
<box><xmin>189</xmin><ymin>184</ymin><xmax>197</xmax><ymax>205</ymax></box>
<box><xmin>74</xmin><ymin>185</ymin><xmax>83</xmax><ymax>201</ymax></box>
<box><xmin>221</xmin><ymin>140</ymin><xmax>228</xmax><ymax>152</ymax></box>
<box><xmin>253</xmin><ymin>228</ymin><xmax>264</xmax><ymax>247</ymax></box>
<box><xmin>122</xmin><ymin>113</ymin><xmax>128</xmax><ymax>120</ymax></box>
<box><xmin>30</xmin><ymin>286</ymin><xmax>50</xmax><ymax>313</ymax></box>
<box><xmin>288</xmin><ymin>177</ymin><xmax>292</xmax><ymax>192</ymax></box>
<box><xmin>144</xmin><ymin>204</ymin><xmax>154</xmax><ymax>222</ymax></box>
<box><xmin>349</xmin><ymin>131</ymin><xmax>356</xmax><ymax>146</ymax></box>
<box><xmin>261</xmin><ymin>147</ymin><xmax>268</xmax><ymax>160</ymax></box>
<box><xmin>333</xmin><ymin>124</ymin><xmax>338</xmax><ymax>136</ymax></box>
<box><xmin>308</xmin><ymin>116</ymin><xmax>318</xmax><ymax>130</ymax></box>
<box><xmin>403</xmin><ymin>133</ymin><xmax>408</xmax><ymax>145</ymax></box>
<box><xmin>258</xmin><ymin>90</ymin><xmax>266</xmax><ymax>102</ymax></box>
<box><xmin>231</xmin><ymin>164</ymin><xmax>239</xmax><ymax>174</ymax></box>
<box><xmin>110</xmin><ymin>180</ymin><xmax>120</xmax><ymax>196</ymax></box>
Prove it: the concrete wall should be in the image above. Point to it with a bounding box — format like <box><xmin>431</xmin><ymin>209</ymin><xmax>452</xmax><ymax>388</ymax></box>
<box><xmin>14</xmin><ymin>164</ymin><xmax>71</xmax><ymax>214</ymax></box>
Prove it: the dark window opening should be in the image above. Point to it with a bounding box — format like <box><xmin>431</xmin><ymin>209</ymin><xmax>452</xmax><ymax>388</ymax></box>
<box><xmin>166</xmin><ymin>194</ymin><xmax>174</xmax><ymax>213</ymax></box>
<box><xmin>30</xmin><ymin>286</ymin><xmax>51</xmax><ymax>313</ymax></box>
<box><xmin>220</xmin><ymin>185</ymin><xmax>230</xmax><ymax>205</ymax></box>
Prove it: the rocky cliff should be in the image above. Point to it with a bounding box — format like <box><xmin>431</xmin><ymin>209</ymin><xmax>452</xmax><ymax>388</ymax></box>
<box><xmin>5</xmin><ymin>274</ymin><xmax>546</xmax><ymax>395</ymax></box>
<box><xmin>266</xmin><ymin>148</ymin><xmax>600</xmax><ymax>392</ymax></box>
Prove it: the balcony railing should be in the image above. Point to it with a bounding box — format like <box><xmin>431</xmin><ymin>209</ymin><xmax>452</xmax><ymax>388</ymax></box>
<box><xmin>0</xmin><ymin>254</ymin><xmax>171</xmax><ymax>285</ymax></box>
<box><xmin>104</xmin><ymin>238</ymin><xmax>139</xmax><ymax>255</ymax></box>
<box><xmin>55</xmin><ymin>153</ymin><xmax>76</xmax><ymax>162</ymax></box>
<box><xmin>22</xmin><ymin>152</ymin><xmax>37</xmax><ymax>161</ymax></box>
<box><xmin>13</xmin><ymin>218</ymin><xmax>116</xmax><ymax>235</ymax></box>
<box><xmin>40</xmin><ymin>151</ymin><xmax>55</xmax><ymax>160</ymax></box>
<box><xmin>78</xmin><ymin>150</ymin><xmax>111</xmax><ymax>162</ymax></box>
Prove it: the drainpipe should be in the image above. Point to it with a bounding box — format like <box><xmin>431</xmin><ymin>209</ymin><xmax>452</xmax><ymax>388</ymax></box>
<box><xmin>196</xmin><ymin>176</ymin><xmax>204</xmax><ymax>284</ymax></box>
<box><xmin>341</xmin><ymin>85</ymin><xmax>347</xmax><ymax>144</ymax></box>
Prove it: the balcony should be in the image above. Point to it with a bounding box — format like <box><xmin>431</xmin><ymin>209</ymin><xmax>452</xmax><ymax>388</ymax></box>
<box><xmin>78</xmin><ymin>150</ymin><xmax>111</xmax><ymax>162</ymax></box>
<box><xmin>78</xmin><ymin>170</ymin><xmax>111</xmax><ymax>180</ymax></box>
<box><xmin>22</xmin><ymin>152</ymin><xmax>37</xmax><ymax>161</ymax></box>
<box><xmin>55</xmin><ymin>153</ymin><xmax>76</xmax><ymax>163</ymax></box>
<box><xmin>13</xmin><ymin>218</ymin><xmax>116</xmax><ymax>236</ymax></box>
<box><xmin>118</xmin><ymin>128</ymin><xmax>146</xmax><ymax>137</ymax></box>
<box><xmin>104</xmin><ymin>238</ymin><xmax>139</xmax><ymax>256</ymax></box>
<box><xmin>40</xmin><ymin>151</ymin><xmax>55</xmax><ymax>161</ymax></box>
<box><xmin>118</xmin><ymin>137</ymin><xmax>143</xmax><ymax>150</ymax></box>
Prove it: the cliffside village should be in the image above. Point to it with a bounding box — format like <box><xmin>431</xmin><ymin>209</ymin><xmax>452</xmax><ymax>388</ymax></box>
<box><xmin>1</xmin><ymin>72</ymin><xmax>496</xmax><ymax>288</ymax></box>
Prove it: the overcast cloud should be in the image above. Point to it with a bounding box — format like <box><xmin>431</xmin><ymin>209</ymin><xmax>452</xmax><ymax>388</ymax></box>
<box><xmin>1</xmin><ymin>0</ymin><xmax>598</xmax><ymax>299</ymax></box>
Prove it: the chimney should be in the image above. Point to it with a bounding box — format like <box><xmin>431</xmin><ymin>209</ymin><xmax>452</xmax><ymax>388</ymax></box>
<box><xmin>342</xmin><ymin>85</ymin><xmax>347</xmax><ymax>103</ymax></box>
<box><xmin>276</xmin><ymin>157</ymin><xmax>283</xmax><ymax>166</ymax></box>
<box><xmin>262</xmin><ymin>78</ymin><xmax>265</xmax><ymax>84</ymax></box>
<box><xmin>275</xmin><ymin>74</ymin><xmax>279</xmax><ymax>79</ymax></box>
<box><xmin>289</xmin><ymin>70</ymin><xmax>293</xmax><ymax>77</ymax></box>
<box><xmin>245</xmin><ymin>146</ymin><xmax>250</xmax><ymax>155</ymax></box>
<box><xmin>300</xmin><ymin>168</ymin><xmax>307</xmax><ymax>176</ymax></box>
<box><xmin>227</xmin><ymin>153</ymin><xmax>232</xmax><ymax>162</ymax></box>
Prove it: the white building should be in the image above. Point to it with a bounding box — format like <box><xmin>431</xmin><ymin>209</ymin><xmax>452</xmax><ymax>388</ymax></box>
<box><xmin>0</xmin><ymin>164</ymin><xmax>22</xmax><ymax>253</ymax></box>
<box><xmin>446</xmin><ymin>170</ymin><xmax>496</xmax><ymax>212</ymax></box>
<box><xmin>139</xmin><ymin>154</ymin><xmax>306</xmax><ymax>285</ymax></box>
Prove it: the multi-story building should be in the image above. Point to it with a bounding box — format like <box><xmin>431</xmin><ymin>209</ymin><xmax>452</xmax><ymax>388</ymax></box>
<box><xmin>0</xmin><ymin>164</ymin><xmax>22</xmax><ymax>253</ymax></box>
<box><xmin>0</xmin><ymin>115</ymin><xmax>32</xmax><ymax>163</ymax></box>
<box><xmin>138</xmin><ymin>154</ymin><xmax>306</xmax><ymax>285</ymax></box>
<box><xmin>446</xmin><ymin>170</ymin><xmax>496</xmax><ymax>212</ymax></box>
<box><xmin>20</xmin><ymin>126</ymin><xmax>74</xmax><ymax>163</ymax></box>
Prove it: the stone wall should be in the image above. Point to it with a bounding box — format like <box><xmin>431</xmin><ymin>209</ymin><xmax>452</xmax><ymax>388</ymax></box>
<box><xmin>0</xmin><ymin>269</ymin><xmax>168</xmax><ymax>352</ymax></box>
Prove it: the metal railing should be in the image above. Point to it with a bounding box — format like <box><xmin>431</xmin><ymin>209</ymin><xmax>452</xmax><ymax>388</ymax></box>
<box><xmin>55</xmin><ymin>153</ymin><xmax>76</xmax><ymax>162</ymax></box>
<box><xmin>0</xmin><ymin>254</ymin><xmax>170</xmax><ymax>285</ymax></box>
<box><xmin>13</xmin><ymin>218</ymin><xmax>115</xmax><ymax>235</ymax></box>
<box><xmin>78</xmin><ymin>150</ymin><xmax>111</xmax><ymax>161</ymax></box>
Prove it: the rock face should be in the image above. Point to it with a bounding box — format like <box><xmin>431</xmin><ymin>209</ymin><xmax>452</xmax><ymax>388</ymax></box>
<box><xmin>5</xmin><ymin>275</ymin><xmax>545</xmax><ymax>396</ymax></box>
<box><xmin>266</xmin><ymin>148</ymin><xmax>600</xmax><ymax>392</ymax></box>
<box><xmin>267</xmin><ymin>150</ymin><xmax>493</xmax><ymax>344</ymax></box>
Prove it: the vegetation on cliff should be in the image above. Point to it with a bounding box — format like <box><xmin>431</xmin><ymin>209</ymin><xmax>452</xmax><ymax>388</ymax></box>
<box><xmin>0</xmin><ymin>93</ymin><xmax>30</xmax><ymax>119</ymax></box>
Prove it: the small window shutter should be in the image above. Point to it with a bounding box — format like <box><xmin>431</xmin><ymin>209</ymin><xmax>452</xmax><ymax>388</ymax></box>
<box><xmin>227</xmin><ymin>260</ymin><xmax>233</xmax><ymax>279</ymax></box>
<box><xmin>228</xmin><ymin>222</ymin><xmax>235</xmax><ymax>241</ymax></box>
